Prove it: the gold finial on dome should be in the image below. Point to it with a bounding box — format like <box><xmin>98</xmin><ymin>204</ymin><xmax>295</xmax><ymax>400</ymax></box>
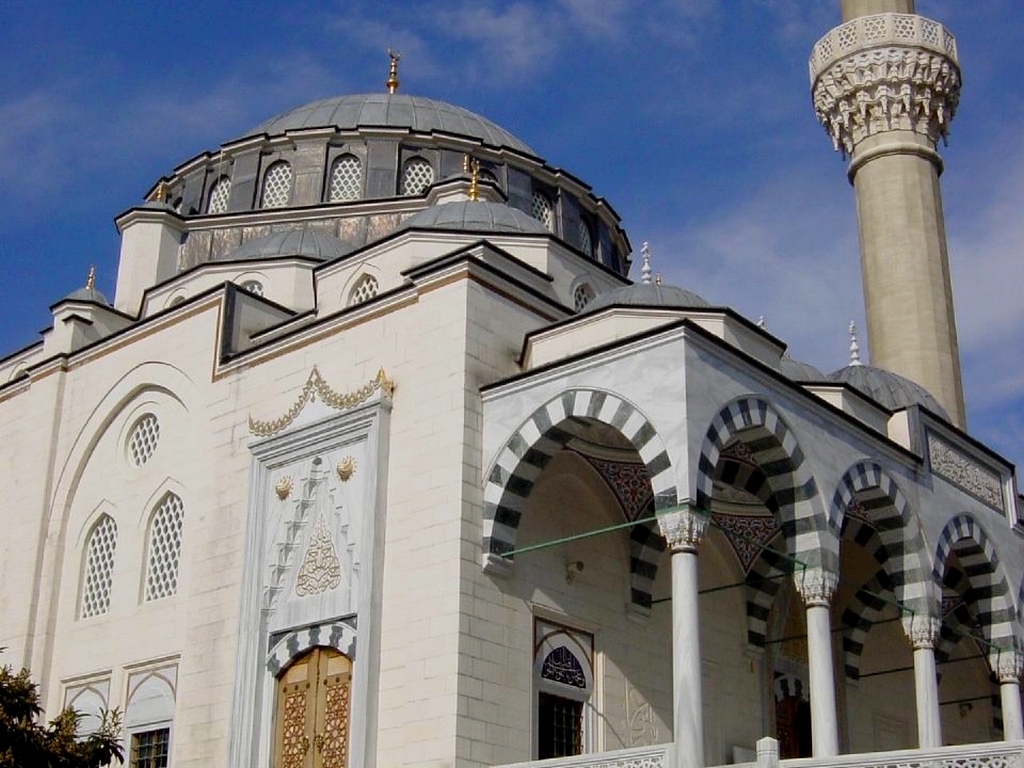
<box><xmin>385</xmin><ymin>48</ymin><xmax>401</xmax><ymax>94</ymax></box>
<box><xmin>468</xmin><ymin>158</ymin><xmax>481</xmax><ymax>201</ymax></box>
<box><xmin>462</xmin><ymin>153</ymin><xmax>470</xmax><ymax>174</ymax></box>
<box><xmin>86</xmin><ymin>265</ymin><xmax>96</xmax><ymax>291</ymax></box>
<box><xmin>148</xmin><ymin>180</ymin><xmax>166</xmax><ymax>204</ymax></box>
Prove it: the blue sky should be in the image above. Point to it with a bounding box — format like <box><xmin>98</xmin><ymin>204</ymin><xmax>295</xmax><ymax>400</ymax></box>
<box><xmin>1</xmin><ymin>1</ymin><xmax>1022</xmax><ymax>472</ymax></box>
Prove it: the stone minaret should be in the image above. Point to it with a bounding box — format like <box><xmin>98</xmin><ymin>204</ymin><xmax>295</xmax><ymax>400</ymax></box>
<box><xmin>810</xmin><ymin>0</ymin><xmax>966</xmax><ymax>427</ymax></box>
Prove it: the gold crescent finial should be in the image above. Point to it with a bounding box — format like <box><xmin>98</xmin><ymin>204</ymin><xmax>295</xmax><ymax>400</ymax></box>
<box><xmin>386</xmin><ymin>48</ymin><xmax>401</xmax><ymax>94</ymax></box>
<box><xmin>149</xmin><ymin>180</ymin><xmax>166</xmax><ymax>203</ymax></box>
<box><xmin>468</xmin><ymin>158</ymin><xmax>480</xmax><ymax>201</ymax></box>
<box><xmin>86</xmin><ymin>265</ymin><xmax>96</xmax><ymax>291</ymax></box>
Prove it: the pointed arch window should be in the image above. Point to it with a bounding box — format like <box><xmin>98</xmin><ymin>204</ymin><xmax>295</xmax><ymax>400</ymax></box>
<box><xmin>535</xmin><ymin>620</ymin><xmax>594</xmax><ymax>759</ymax></box>
<box><xmin>328</xmin><ymin>155</ymin><xmax>363</xmax><ymax>202</ymax></box>
<box><xmin>207</xmin><ymin>176</ymin><xmax>231</xmax><ymax>214</ymax></box>
<box><xmin>80</xmin><ymin>514</ymin><xmax>118</xmax><ymax>619</ymax></box>
<box><xmin>144</xmin><ymin>493</ymin><xmax>184</xmax><ymax>602</ymax></box>
<box><xmin>274</xmin><ymin>648</ymin><xmax>352</xmax><ymax>768</ymax></box>
<box><xmin>578</xmin><ymin>219</ymin><xmax>594</xmax><ymax>257</ymax></box>
<box><xmin>348</xmin><ymin>275</ymin><xmax>379</xmax><ymax>306</ymax></box>
<box><xmin>261</xmin><ymin>161</ymin><xmax>293</xmax><ymax>209</ymax></box>
<box><xmin>401</xmin><ymin>158</ymin><xmax>434</xmax><ymax>196</ymax></box>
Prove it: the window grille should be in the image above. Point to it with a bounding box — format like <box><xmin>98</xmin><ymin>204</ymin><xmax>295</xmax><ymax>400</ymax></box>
<box><xmin>531</xmin><ymin>191</ymin><xmax>554</xmax><ymax>231</ymax></box>
<box><xmin>80</xmin><ymin>515</ymin><xmax>117</xmax><ymax>619</ymax></box>
<box><xmin>401</xmin><ymin>158</ymin><xmax>434</xmax><ymax>196</ymax></box>
<box><xmin>328</xmin><ymin>155</ymin><xmax>363</xmax><ymax>202</ymax></box>
<box><xmin>578</xmin><ymin>221</ymin><xmax>593</xmax><ymax>257</ymax></box>
<box><xmin>128</xmin><ymin>414</ymin><xmax>160</xmax><ymax>467</ymax></box>
<box><xmin>240</xmin><ymin>280</ymin><xmax>264</xmax><ymax>297</ymax></box>
<box><xmin>573</xmin><ymin>285</ymin><xmax>593</xmax><ymax>313</ymax></box>
<box><xmin>207</xmin><ymin>176</ymin><xmax>231</xmax><ymax>214</ymax></box>
<box><xmin>131</xmin><ymin>728</ymin><xmax>170</xmax><ymax>768</ymax></box>
<box><xmin>144</xmin><ymin>494</ymin><xmax>184</xmax><ymax>602</ymax></box>
<box><xmin>261</xmin><ymin>161</ymin><xmax>293</xmax><ymax>209</ymax></box>
<box><xmin>538</xmin><ymin>694</ymin><xmax>583</xmax><ymax>759</ymax></box>
<box><xmin>349</xmin><ymin>275</ymin><xmax>379</xmax><ymax>306</ymax></box>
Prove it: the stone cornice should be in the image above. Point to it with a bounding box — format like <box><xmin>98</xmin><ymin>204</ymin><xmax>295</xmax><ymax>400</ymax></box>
<box><xmin>810</xmin><ymin>14</ymin><xmax>960</xmax><ymax>157</ymax></box>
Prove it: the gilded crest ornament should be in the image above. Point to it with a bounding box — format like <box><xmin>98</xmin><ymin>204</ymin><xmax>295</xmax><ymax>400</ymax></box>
<box><xmin>336</xmin><ymin>456</ymin><xmax>356</xmax><ymax>481</ymax></box>
<box><xmin>275</xmin><ymin>476</ymin><xmax>293</xmax><ymax>501</ymax></box>
<box><xmin>295</xmin><ymin>516</ymin><xmax>343</xmax><ymax>596</ymax></box>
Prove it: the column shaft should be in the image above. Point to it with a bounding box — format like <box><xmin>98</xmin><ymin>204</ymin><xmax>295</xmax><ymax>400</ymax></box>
<box><xmin>1000</xmin><ymin>682</ymin><xmax>1024</xmax><ymax>741</ymax></box>
<box><xmin>805</xmin><ymin>603</ymin><xmax>839</xmax><ymax>756</ymax></box>
<box><xmin>912</xmin><ymin>646</ymin><xmax>942</xmax><ymax>747</ymax></box>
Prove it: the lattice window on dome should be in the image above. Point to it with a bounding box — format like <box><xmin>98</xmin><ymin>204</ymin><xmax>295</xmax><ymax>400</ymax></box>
<box><xmin>144</xmin><ymin>494</ymin><xmax>184</xmax><ymax>602</ymax></box>
<box><xmin>240</xmin><ymin>280</ymin><xmax>264</xmax><ymax>297</ymax></box>
<box><xmin>80</xmin><ymin>515</ymin><xmax>117</xmax><ymax>619</ymax></box>
<box><xmin>261</xmin><ymin>161</ymin><xmax>293</xmax><ymax>209</ymax></box>
<box><xmin>577</xmin><ymin>220</ymin><xmax>594</xmax><ymax>257</ymax></box>
<box><xmin>128</xmin><ymin>414</ymin><xmax>160</xmax><ymax>467</ymax></box>
<box><xmin>531</xmin><ymin>191</ymin><xmax>554</xmax><ymax>232</ymax></box>
<box><xmin>573</xmin><ymin>285</ymin><xmax>594</xmax><ymax>313</ymax></box>
<box><xmin>207</xmin><ymin>176</ymin><xmax>231</xmax><ymax>214</ymax></box>
<box><xmin>401</xmin><ymin>157</ymin><xmax>434</xmax><ymax>196</ymax></box>
<box><xmin>328</xmin><ymin>154</ymin><xmax>363</xmax><ymax>202</ymax></box>
<box><xmin>349</xmin><ymin>274</ymin><xmax>379</xmax><ymax>306</ymax></box>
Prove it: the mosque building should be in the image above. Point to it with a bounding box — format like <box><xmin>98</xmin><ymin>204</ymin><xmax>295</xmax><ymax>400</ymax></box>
<box><xmin>1</xmin><ymin>1</ymin><xmax>1022</xmax><ymax>767</ymax></box>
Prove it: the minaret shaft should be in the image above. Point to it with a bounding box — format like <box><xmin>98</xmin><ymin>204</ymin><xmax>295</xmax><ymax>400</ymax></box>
<box><xmin>810</xmin><ymin>8</ymin><xmax>967</xmax><ymax>427</ymax></box>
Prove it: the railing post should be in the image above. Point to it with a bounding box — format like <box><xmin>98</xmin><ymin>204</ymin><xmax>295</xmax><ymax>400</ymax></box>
<box><xmin>756</xmin><ymin>737</ymin><xmax>779</xmax><ymax>768</ymax></box>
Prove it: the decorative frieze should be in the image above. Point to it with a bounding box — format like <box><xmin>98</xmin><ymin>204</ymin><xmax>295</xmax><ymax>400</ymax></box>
<box><xmin>656</xmin><ymin>506</ymin><xmax>708</xmax><ymax>554</ymax></box>
<box><xmin>810</xmin><ymin>14</ymin><xmax>960</xmax><ymax>157</ymax></box>
<box><xmin>927</xmin><ymin>432</ymin><xmax>1004</xmax><ymax>513</ymax></box>
<box><xmin>794</xmin><ymin>568</ymin><xmax>838</xmax><ymax>607</ymax></box>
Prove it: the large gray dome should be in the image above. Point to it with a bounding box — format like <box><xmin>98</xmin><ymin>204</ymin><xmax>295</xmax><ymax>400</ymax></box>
<box><xmin>829</xmin><ymin>364</ymin><xmax>950</xmax><ymax>420</ymax></box>
<box><xmin>219</xmin><ymin>229</ymin><xmax>352</xmax><ymax>263</ymax></box>
<box><xmin>586</xmin><ymin>282</ymin><xmax>711</xmax><ymax>313</ymax></box>
<box><xmin>400</xmin><ymin>201</ymin><xmax>549</xmax><ymax>235</ymax></box>
<box><xmin>242</xmin><ymin>94</ymin><xmax>535</xmax><ymax>155</ymax></box>
<box><xmin>61</xmin><ymin>285</ymin><xmax>110</xmax><ymax>306</ymax></box>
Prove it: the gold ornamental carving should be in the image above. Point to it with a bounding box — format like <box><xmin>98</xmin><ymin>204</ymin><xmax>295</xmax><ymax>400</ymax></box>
<box><xmin>295</xmin><ymin>516</ymin><xmax>343</xmax><ymax>597</ymax></box>
<box><xmin>336</xmin><ymin>456</ymin><xmax>356</xmax><ymax>482</ymax></box>
<box><xmin>275</xmin><ymin>476</ymin><xmax>294</xmax><ymax>500</ymax></box>
<box><xmin>248</xmin><ymin>366</ymin><xmax>394</xmax><ymax>437</ymax></box>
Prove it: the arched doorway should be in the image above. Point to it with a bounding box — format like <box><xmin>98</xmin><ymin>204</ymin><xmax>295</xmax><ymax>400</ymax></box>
<box><xmin>274</xmin><ymin>647</ymin><xmax>352</xmax><ymax>768</ymax></box>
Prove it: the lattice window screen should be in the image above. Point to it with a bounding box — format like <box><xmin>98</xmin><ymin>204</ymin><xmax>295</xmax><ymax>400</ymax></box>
<box><xmin>349</xmin><ymin>275</ymin><xmax>379</xmax><ymax>306</ymax></box>
<box><xmin>578</xmin><ymin>221</ymin><xmax>593</xmax><ymax>257</ymax></box>
<box><xmin>207</xmin><ymin>176</ymin><xmax>231</xmax><ymax>214</ymax></box>
<box><xmin>81</xmin><ymin>515</ymin><xmax>118</xmax><ymax>619</ymax></box>
<box><xmin>328</xmin><ymin>155</ymin><xmax>363</xmax><ymax>202</ymax></box>
<box><xmin>128</xmin><ymin>414</ymin><xmax>160</xmax><ymax>467</ymax></box>
<box><xmin>261</xmin><ymin>162</ymin><xmax>293</xmax><ymax>208</ymax></box>
<box><xmin>144</xmin><ymin>494</ymin><xmax>184</xmax><ymax>602</ymax></box>
<box><xmin>401</xmin><ymin>158</ymin><xmax>434</xmax><ymax>196</ymax></box>
<box><xmin>531</xmin><ymin>191</ymin><xmax>554</xmax><ymax>231</ymax></box>
<box><xmin>573</xmin><ymin>285</ymin><xmax>593</xmax><ymax>313</ymax></box>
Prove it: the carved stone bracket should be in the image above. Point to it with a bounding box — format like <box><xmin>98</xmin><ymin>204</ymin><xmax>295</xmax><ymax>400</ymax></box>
<box><xmin>656</xmin><ymin>506</ymin><xmax>708</xmax><ymax>554</ymax></box>
<box><xmin>902</xmin><ymin>614</ymin><xmax>942</xmax><ymax>650</ymax></box>
<box><xmin>794</xmin><ymin>568</ymin><xmax>838</xmax><ymax>608</ymax></box>
<box><xmin>995</xmin><ymin>651</ymin><xmax>1024</xmax><ymax>684</ymax></box>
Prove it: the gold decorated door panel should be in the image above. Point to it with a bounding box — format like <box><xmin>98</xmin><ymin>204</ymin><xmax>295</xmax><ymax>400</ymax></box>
<box><xmin>274</xmin><ymin>648</ymin><xmax>352</xmax><ymax>768</ymax></box>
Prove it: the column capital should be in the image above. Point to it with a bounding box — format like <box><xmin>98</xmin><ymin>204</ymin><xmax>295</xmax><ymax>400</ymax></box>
<box><xmin>794</xmin><ymin>568</ymin><xmax>838</xmax><ymax>607</ymax></box>
<box><xmin>994</xmin><ymin>651</ymin><xmax>1024</xmax><ymax>684</ymax></box>
<box><xmin>657</xmin><ymin>505</ymin><xmax>709</xmax><ymax>554</ymax></box>
<box><xmin>902</xmin><ymin>614</ymin><xmax>942</xmax><ymax>650</ymax></box>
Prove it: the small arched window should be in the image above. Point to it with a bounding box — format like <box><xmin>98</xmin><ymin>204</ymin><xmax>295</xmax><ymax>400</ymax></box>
<box><xmin>535</xmin><ymin>620</ymin><xmax>594</xmax><ymax>760</ymax></box>
<box><xmin>531</xmin><ymin>191</ymin><xmax>554</xmax><ymax>232</ymax></box>
<box><xmin>328</xmin><ymin>154</ymin><xmax>363</xmax><ymax>202</ymax></box>
<box><xmin>349</xmin><ymin>274</ymin><xmax>379</xmax><ymax>306</ymax></box>
<box><xmin>578</xmin><ymin>220</ymin><xmax>594</xmax><ymax>257</ymax></box>
<box><xmin>261</xmin><ymin>161</ymin><xmax>293</xmax><ymax>209</ymax></box>
<box><xmin>207</xmin><ymin>176</ymin><xmax>231</xmax><ymax>214</ymax></box>
<box><xmin>401</xmin><ymin>158</ymin><xmax>434</xmax><ymax>196</ymax></box>
<box><xmin>144</xmin><ymin>493</ymin><xmax>185</xmax><ymax>602</ymax></box>
<box><xmin>573</xmin><ymin>284</ymin><xmax>594</xmax><ymax>313</ymax></box>
<box><xmin>80</xmin><ymin>514</ymin><xmax>118</xmax><ymax>619</ymax></box>
<box><xmin>127</xmin><ymin>413</ymin><xmax>160</xmax><ymax>467</ymax></box>
<box><xmin>239</xmin><ymin>280</ymin><xmax>264</xmax><ymax>297</ymax></box>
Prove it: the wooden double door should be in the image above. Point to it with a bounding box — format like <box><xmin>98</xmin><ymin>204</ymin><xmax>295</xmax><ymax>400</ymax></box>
<box><xmin>274</xmin><ymin>647</ymin><xmax>352</xmax><ymax>768</ymax></box>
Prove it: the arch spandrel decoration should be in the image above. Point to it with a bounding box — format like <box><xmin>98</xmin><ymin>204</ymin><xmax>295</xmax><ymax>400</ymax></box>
<box><xmin>481</xmin><ymin>388</ymin><xmax>677</xmax><ymax>610</ymax></box>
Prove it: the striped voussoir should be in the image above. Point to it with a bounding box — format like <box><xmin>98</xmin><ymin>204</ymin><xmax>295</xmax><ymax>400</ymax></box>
<box><xmin>482</xmin><ymin>389</ymin><xmax>676</xmax><ymax>609</ymax></box>
<box><xmin>841</xmin><ymin>568</ymin><xmax>895</xmax><ymax>679</ymax></box>
<box><xmin>745</xmin><ymin>536</ymin><xmax>790</xmax><ymax>647</ymax></box>
<box><xmin>696</xmin><ymin>396</ymin><xmax>826</xmax><ymax>571</ymax></box>
<box><xmin>934</xmin><ymin>515</ymin><xmax>1018</xmax><ymax>657</ymax></box>
<box><xmin>830</xmin><ymin>462</ymin><xmax>932</xmax><ymax>617</ymax></box>
<box><xmin>935</xmin><ymin>598</ymin><xmax>1005</xmax><ymax>735</ymax></box>
<box><xmin>266</xmin><ymin>621</ymin><xmax>356</xmax><ymax>676</ymax></box>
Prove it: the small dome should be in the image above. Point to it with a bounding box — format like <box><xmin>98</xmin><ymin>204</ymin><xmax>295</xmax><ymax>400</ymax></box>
<box><xmin>780</xmin><ymin>354</ymin><xmax>824</xmax><ymax>382</ymax></box>
<box><xmin>400</xmin><ymin>201</ymin><xmax>550</xmax><ymax>235</ymax></box>
<box><xmin>829</xmin><ymin>364</ymin><xmax>950</xmax><ymax>420</ymax></box>
<box><xmin>218</xmin><ymin>229</ymin><xmax>352</xmax><ymax>263</ymax></box>
<box><xmin>585</xmin><ymin>282</ymin><xmax>710</xmax><ymax>313</ymax></box>
<box><xmin>62</xmin><ymin>285</ymin><xmax>110</xmax><ymax>306</ymax></box>
<box><xmin>240</xmin><ymin>94</ymin><xmax>535</xmax><ymax>155</ymax></box>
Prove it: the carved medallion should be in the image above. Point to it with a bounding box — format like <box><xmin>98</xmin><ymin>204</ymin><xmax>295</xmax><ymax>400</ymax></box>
<box><xmin>275</xmin><ymin>476</ymin><xmax>293</xmax><ymax>501</ymax></box>
<box><xmin>336</xmin><ymin>456</ymin><xmax>356</xmax><ymax>482</ymax></box>
<box><xmin>295</xmin><ymin>516</ymin><xmax>342</xmax><ymax>596</ymax></box>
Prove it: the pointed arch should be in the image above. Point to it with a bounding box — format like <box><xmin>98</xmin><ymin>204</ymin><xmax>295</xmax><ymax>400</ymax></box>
<box><xmin>481</xmin><ymin>388</ymin><xmax>677</xmax><ymax>609</ymax></box>
<box><xmin>267</xmin><ymin>621</ymin><xmax>357</xmax><ymax>676</ymax></box>
<box><xmin>934</xmin><ymin>514</ymin><xmax>1018</xmax><ymax>660</ymax></box>
<box><xmin>840</xmin><ymin>568</ymin><xmax>895</xmax><ymax>679</ymax></box>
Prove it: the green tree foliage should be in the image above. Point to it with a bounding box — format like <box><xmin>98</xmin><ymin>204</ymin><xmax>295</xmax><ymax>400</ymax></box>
<box><xmin>0</xmin><ymin>660</ymin><xmax>123</xmax><ymax>767</ymax></box>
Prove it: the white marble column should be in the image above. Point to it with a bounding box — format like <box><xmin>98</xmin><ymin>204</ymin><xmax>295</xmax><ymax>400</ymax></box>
<box><xmin>902</xmin><ymin>615</ymin><xmax>943</xmax><ymax>748</ymax></box>
<box><xmin>996</xmin><ymin>651</ymin><xmax>1024</xmax><ymax>741</ymax></box>
<box><xmin>793</xmin><ymin>568</ymin><xmax>840</xmax><ymax>757</ymax></box>
<box><xmin>658</xmin><ymin>506</ymin><xmax>709</xmax><ymax>768</ymax></box>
